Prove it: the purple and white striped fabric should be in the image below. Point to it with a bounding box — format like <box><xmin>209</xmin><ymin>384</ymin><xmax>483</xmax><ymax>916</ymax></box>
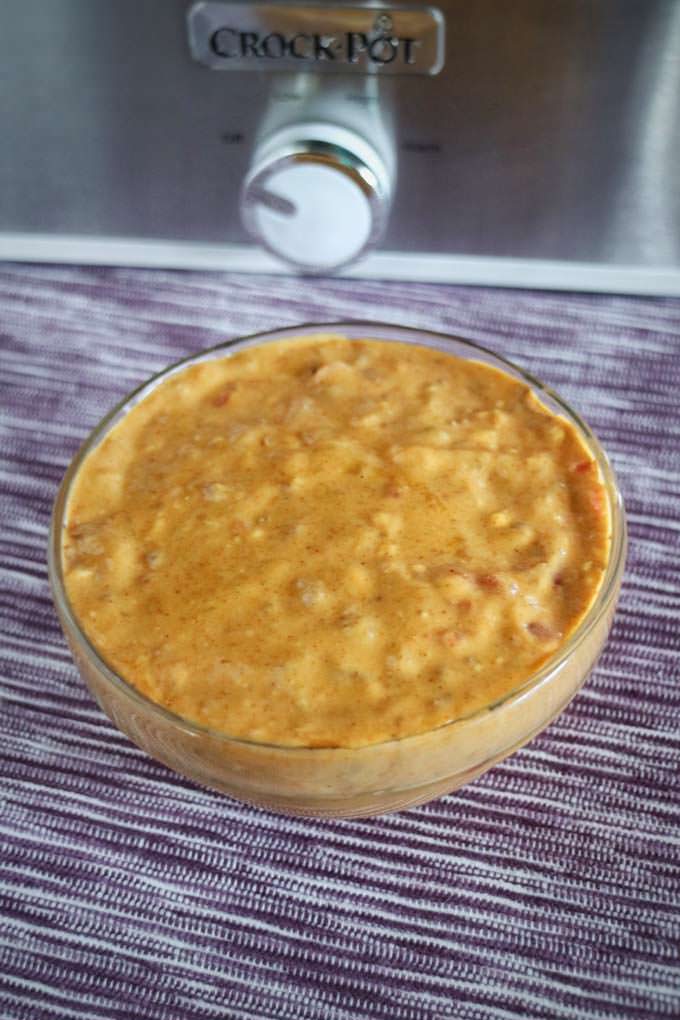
<box><xmin>1</xmin><ymin>263</ymin><xmax>679</xmax><ymax>1020</ymax></box>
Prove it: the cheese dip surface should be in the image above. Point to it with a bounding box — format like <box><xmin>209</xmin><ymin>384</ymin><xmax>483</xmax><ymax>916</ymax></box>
<box><xmin>63</xmin><ymin>336</ymin><xmax>610</xmax><ymax>749</ymax></box>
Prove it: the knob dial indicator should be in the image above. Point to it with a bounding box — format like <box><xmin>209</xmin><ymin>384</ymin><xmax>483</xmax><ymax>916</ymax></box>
<box><xmin>241</xmin><ymin>123</ymin><xmax>392</xmax><ymax>273</ymax></box>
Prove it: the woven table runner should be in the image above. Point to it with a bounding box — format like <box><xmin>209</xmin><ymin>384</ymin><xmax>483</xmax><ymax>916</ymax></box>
<box><xmin>1</xmin><ymin>264</ymin><xmax>678</xmax><ymax>1019</ymax></box>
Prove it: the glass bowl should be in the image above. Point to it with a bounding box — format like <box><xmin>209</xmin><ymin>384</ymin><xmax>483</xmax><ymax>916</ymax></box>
<box><xmin>49</xmin><ymin>322</ymin><xmax>626</xmax><ymax>818</ymax></box>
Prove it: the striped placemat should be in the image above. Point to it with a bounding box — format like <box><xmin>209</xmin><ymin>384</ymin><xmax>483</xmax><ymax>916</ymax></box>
<box><xmin>1</xmin><ymin>263</ymin><xmax>679</xmax><ymax>1019</ymax></box>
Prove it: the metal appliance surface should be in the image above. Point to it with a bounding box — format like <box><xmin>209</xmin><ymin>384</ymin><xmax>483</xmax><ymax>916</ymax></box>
<box><xmin>1</xmin><ymin>0</ymin><xmax>679</xmax><ymax>292</ymax></box>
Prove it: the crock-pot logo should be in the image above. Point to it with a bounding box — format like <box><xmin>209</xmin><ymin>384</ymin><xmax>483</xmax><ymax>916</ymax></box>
<box><xmin>188</xmin><ymin>3</ymin><xmax>444</xmax><ymax>76</ymax></box>
<box><xmin>210</xmin><ymin>15</ymin><xmax>420</xmax><ymax>66</ymax></box>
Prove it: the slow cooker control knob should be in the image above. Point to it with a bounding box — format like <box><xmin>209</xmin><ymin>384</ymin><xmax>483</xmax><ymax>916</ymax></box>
<box><xmin>241</xmin><ymin>123</ymin><xmax>392</xmax><ymax>273</ymax></box>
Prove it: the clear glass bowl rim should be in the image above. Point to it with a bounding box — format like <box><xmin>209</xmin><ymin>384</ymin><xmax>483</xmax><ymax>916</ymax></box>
<box><xmin>48</xmin><ymin>320</ymin><xmax>627</xmax><ymax>752</ymax></box>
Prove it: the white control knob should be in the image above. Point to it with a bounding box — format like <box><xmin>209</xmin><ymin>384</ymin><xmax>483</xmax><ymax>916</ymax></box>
<box><xmin>241</xmin><ymin>123</ymin><xmax>392</xmax><ymax>273</ymax></box>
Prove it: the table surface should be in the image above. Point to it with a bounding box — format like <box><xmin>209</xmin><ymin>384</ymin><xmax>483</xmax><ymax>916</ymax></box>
<box><xmin>1</xmin><ymin>264</ymin><xmax>679</xmax><ymax>1020</ymax></box>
